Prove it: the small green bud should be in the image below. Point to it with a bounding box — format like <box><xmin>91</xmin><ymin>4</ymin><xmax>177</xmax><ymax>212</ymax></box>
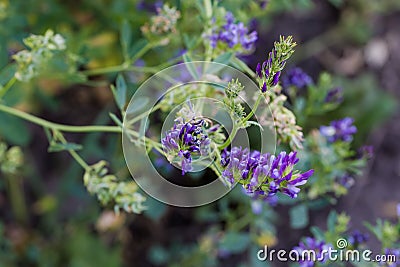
<box><xmin>225</xmin><ymin>79</ymin><xmax>244</xmax><ymax>99</ymax></box>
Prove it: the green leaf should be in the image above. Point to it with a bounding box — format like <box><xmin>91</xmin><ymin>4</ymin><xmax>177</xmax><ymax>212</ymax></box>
<box><xmin>219</xmin><ymin>231</ymin><xmax>250</xmax><ymax>254</ymax></box>
<box><xmin>48</xmin><ymin>142</ymin><xmax>83</xmax><ymax>152</ymax></box>
<box><xmin>111</xmin><ymin>74</ymin><xmax>127</xmax><ymax>111</ymax></box>
<box><xmin>120</xmin><ymin>20</ymin><xmax>132</xmax><ymax>61</ymax></box>
<box><xmin>231</xmin><ymin>57</ymin><xmax>255</xmax><ymax>77</ymax></box>
<box><xmin>310</xmin><ymin>226</ymin><xmax>325</xmax><ymax>240</ymax></box>
<box><xmin>182</xmin><ymin>34</ymin><xmax>197</xmax><ymax>49</ymax></box>
<box><xmin>109</xmin><ymin>113</ymin><xmax>123</xmax><ymax>127</ymax></box>
<box><xmin>214</xmin><ymin>52</ymin><xmax>233</xmax><ymax>65</ymax></box>
<box><xmin>327</xmin><ymin>211</ymin><xmax>337</xmax><ymax>232</ymax></box>
<box><xmin>204</xmin><ymin>0</ymin><xmax>213</xmax><ymax>18</ymax></box>
<box><xmin>289</xmin><ymin>204</ymin><xmax>309</xmax><ymax>229</ymax></box>
<box><xmin>205</xmin><ymin>52</ymin><xmax>233</xmax><ymax>74</ymax></box>
<box><xmin>126</xmin><ymin>96</ymin><xmax>149</xmax><ymax>116</ymax></box>
<box><xmin>183</xmin><ymin>54</ymin><xmax>199</xmax><ymax>79</ymax></box>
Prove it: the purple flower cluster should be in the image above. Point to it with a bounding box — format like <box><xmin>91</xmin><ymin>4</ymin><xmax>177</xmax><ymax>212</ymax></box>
<box><xmin>221</xmin><ymin>147</ymin><xmax>314</xmax><ymax>198</ymax></box>
<box><xmin>256</xmin><ymin>53</ymin><xmax>281</xmax><ymax>92</ymax></box>
<box><xmin>161</xmin><ymin>118</ymin><xmax>210</xmax><ymax>175</ymax></box>
<box><xmin>380</xmin><ymin>248</ymin><xmax>400</xmax><ymax>267</ymax></box>
<box><xmin>320</xmin><ymin>117</ymin><xmax>357</xmax><ymax>143</ymax></box>
<box><xmin>209</xmin><ymin>12</ymin><xmax>258</xmax><ymax>52</ymax></box>
<box><xmin>255</xmin><ymin>36</ymin><xmax>296</xmax><ymax>92</ymax></box>
<box><xmin>282</xmin><ymin>67</ymin><xmax>313</xmax><ymax>89</ymax></box>
<box><xmin>293</xmin><ymin>238</ymin><xmax>331</xmax><ymax>267</ymax></box>
<box><xmin>258</xmin><ymin>0</ymin><xmax>269</xmax><ymax>9</ymax></box>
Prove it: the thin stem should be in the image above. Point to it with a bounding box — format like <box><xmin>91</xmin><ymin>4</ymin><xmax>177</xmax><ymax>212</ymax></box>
<box><xmin>243</xmin><ymin>94</ymin><xmax>263</xmax><ymax>123</ymax></box>
<box><xmin>81</xmin><ymin>55</ymin><xmax>183</xmax><ymax>76</ymax></box>
<box><xmin>56</xmin><ymin>131</ymin><xmax>90</xmax><ymax>170</ymax></box>
<box><xmin>218</xmin><ymin>125</ymin><xmax>238</xmax><ymax>150</ymax></box>
<box><xmin>7</xmin><ymin>175</ymin><xmax>28</xmax><ymax>224</ymax></box>
<box><xmin>230</xmin><ymin>213</ymin><xmax>253</xmax><ymax>231</ymax></box>
<box><xmin>0</xmin><ymin>104</ymin><xmax>165</xmax><ymax>160</ymax></box>
<box><xmin>0</xmin><ymin>76</ymin><xmax>17</xmax><ymax>98</ymax></box>
<box><xmin>0</xmin><ymin>104</ymin><xmax>121</xmax><ymax>133</ymax></box>
<box><xmin>218</xmin><ymin>94</ymin><xmax>263</xmax><ymax>150</ymax></box>
<box><xmin>233</xmin><ymin>57</ymin><xmax>256</xmax><ymax>77</ymax></box>
<box><xmin>128</xmin><ymin>103</ymin><xmax>162</xmax><ymax>125</ymax></box>
<box><xmin>129</xmin><ymin>42</ymin><xmax>154</xmax><ymax>64</ymax></box>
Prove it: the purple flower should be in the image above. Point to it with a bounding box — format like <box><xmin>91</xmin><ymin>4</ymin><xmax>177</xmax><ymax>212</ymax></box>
<box><xmin>293</xmin><ymin>238</ymin><xmax>331</xmax><ymax>267</ymax></box>
<box><xmin>282</xmin><ymin>67</ymin><xmax>313</xmax><ymax>89</ymax></box>
<box><xmin>325</xmin><ymin>87</ymin><xmax>343</xmax><ymax>104</ymax></box>
<box><xmin>258</xmin><ymin>0</ymin><xmax>269</xmax><ymax>9</ymax></box>
<box><xmin>271</xmin><ymin>71</ymin><xmax>281</xmax><ymax>86</ymax></box>
<box><xmin>380</xmin><ymin>248</ymin><xmax>400</xmax><ymax>267</ymax></box>
<box><xmin>208</xmin><ymin>12</ymin><xmax>258</xmax><ymax>54</ymax></box>
<box><xmin>348</xmin><ymin>230</ymin><xmax>369</xmax><ymax>247</ymax></box>
<box><xmin>320</xmin><ymin>117</ymin><xmax>357</xmax><ymax>143</ymax></box>
<box><xmin>162</xmin><ymin>118</ymin><xmax>211</xmax><ymax>175</ymax></box>
<box><xmin>255</xmin><ymin>36</ymin><xmax>297</xmax><ymax>91</ymax></box>
<box><xmin>221</xmin><ymin>147</ymin><xmax>314</xmax><ymax>199</ymax></box>
<box><xmin>136</xmin><ymin>0</ymin><xmax>163</xmax><ymax>13</ymax></box>
<box><xmin>256</xmin><ymin>63</ymin><xmax>262</xmax><ymax>78</ymax></box>
<box><xmin>261</xmin><ymin>82</ymin><xmax>267</xmax><ymax>93</ymax></box>
<box><xmin>220</xmin><ymin>148</ymin><xmax>231</xmax><ymax>167</ymax></box>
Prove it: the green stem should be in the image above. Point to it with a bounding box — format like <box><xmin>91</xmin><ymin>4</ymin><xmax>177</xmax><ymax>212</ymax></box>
<box><xmin>128</xmin><ymin>103</ymin><xmax>162</xmax><ymax>125</ymax></box>
<box><xmin>56</xmin><ymin>132</ymin><xmax>90</xmax><ymax>170</ymax></box>
<box><xmin>218</xmin><ymin>94</ymin><xmax>263</xmax><ymax>150</ymax></box>
<box><xmin>230</xmin><ymin>214</ymin><xmax>253</xmax><ymax>231</ymax></box>
<box><xmin>0</xmin><ymin>104</ymin><xmax>121</xmax><ymax>133</ymax></box>
<box><xmin>81</xmin><ymin>42</ymin><xmax>166</xmax><ymax>76</ymax></box>
<box><xmin>218</xmin><ymin>125</ymin><xmax>238</xmax><ymax>150</ymax></box>
<box><xmin>7</xmin><ymin>175</ymin><xmax>28</xmax><ymax>224</ymax></box>
<box><xmin>129</xmin><ymin>42</ymin><xmax>154</xmax><ymax>64</ymax></box>
<box><xmin>243</xmin><ymin>94</ymin><xmax>263</xmax><ymax>123</ymax></box>
<box><xmin>82</xmin><ymin>63</ymin><xmax>164</xmax><ymax>76</ymax></box>
<box><xmin>0</xmin><ymin>76</ymin><xmax>17</xmax><ymax>98</ymax></box>
<box><xmin>81</xmin><ymin>55</ymin><xmax>184</xmax><ymax>76</ymax></box>
<box><xmin>0</xmin><ymin>104</ymin><xmax>164</xmax><ymax>159</ymax></box>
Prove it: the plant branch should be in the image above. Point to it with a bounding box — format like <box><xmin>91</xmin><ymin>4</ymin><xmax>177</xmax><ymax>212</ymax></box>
<box><xmin>0</xmin><ymin>104</ymin><xmax>121</xmax><ymax>133</ymax></box>
<box><xmin>0</xmin><ymin>77</ymin><xmax>17</xmax><ymax>98</ymax></box>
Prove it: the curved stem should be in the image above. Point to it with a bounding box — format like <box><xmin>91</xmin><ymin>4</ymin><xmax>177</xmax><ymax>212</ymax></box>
<box><xmin>81</xmin><ymin>64</ymin><xmax>164</xmax><ymax>76</ymax></box>
<box><xmin>129</xmin><ymin>42</ymin><xmax>154</xmax><ymax>64</ymax></box>
<box><xmin>128</xmin><ymin>103</ymin><xmax>162</xmax><ymax>125</ymax></box>
<box><xmin>56</xmin><ymin>131</ymin><xmax>90</xmax><ymax>170</ymax></box>
<box><xmin>218</xmin><ymin>125</ymin><xmax>238</xmax><ymax>150</ymax></box>
<box><xmin>218</xmin><ymin>94</ymin><xmax>264</xmax><ymax>150</ymax></box>
<box><xmin>243</xmin><ymin>94</ymin><xmax>263</xmax><ymax>123</ymax></box>
<box><xmin>0</xmin><ymin>104</ymin><xmax>121</xmax><ymax>133</ymax></box>
<box><xmin>0</xmin><ymin>76</ymin><xmax>17</xmax><ymax>98</ymax></box>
